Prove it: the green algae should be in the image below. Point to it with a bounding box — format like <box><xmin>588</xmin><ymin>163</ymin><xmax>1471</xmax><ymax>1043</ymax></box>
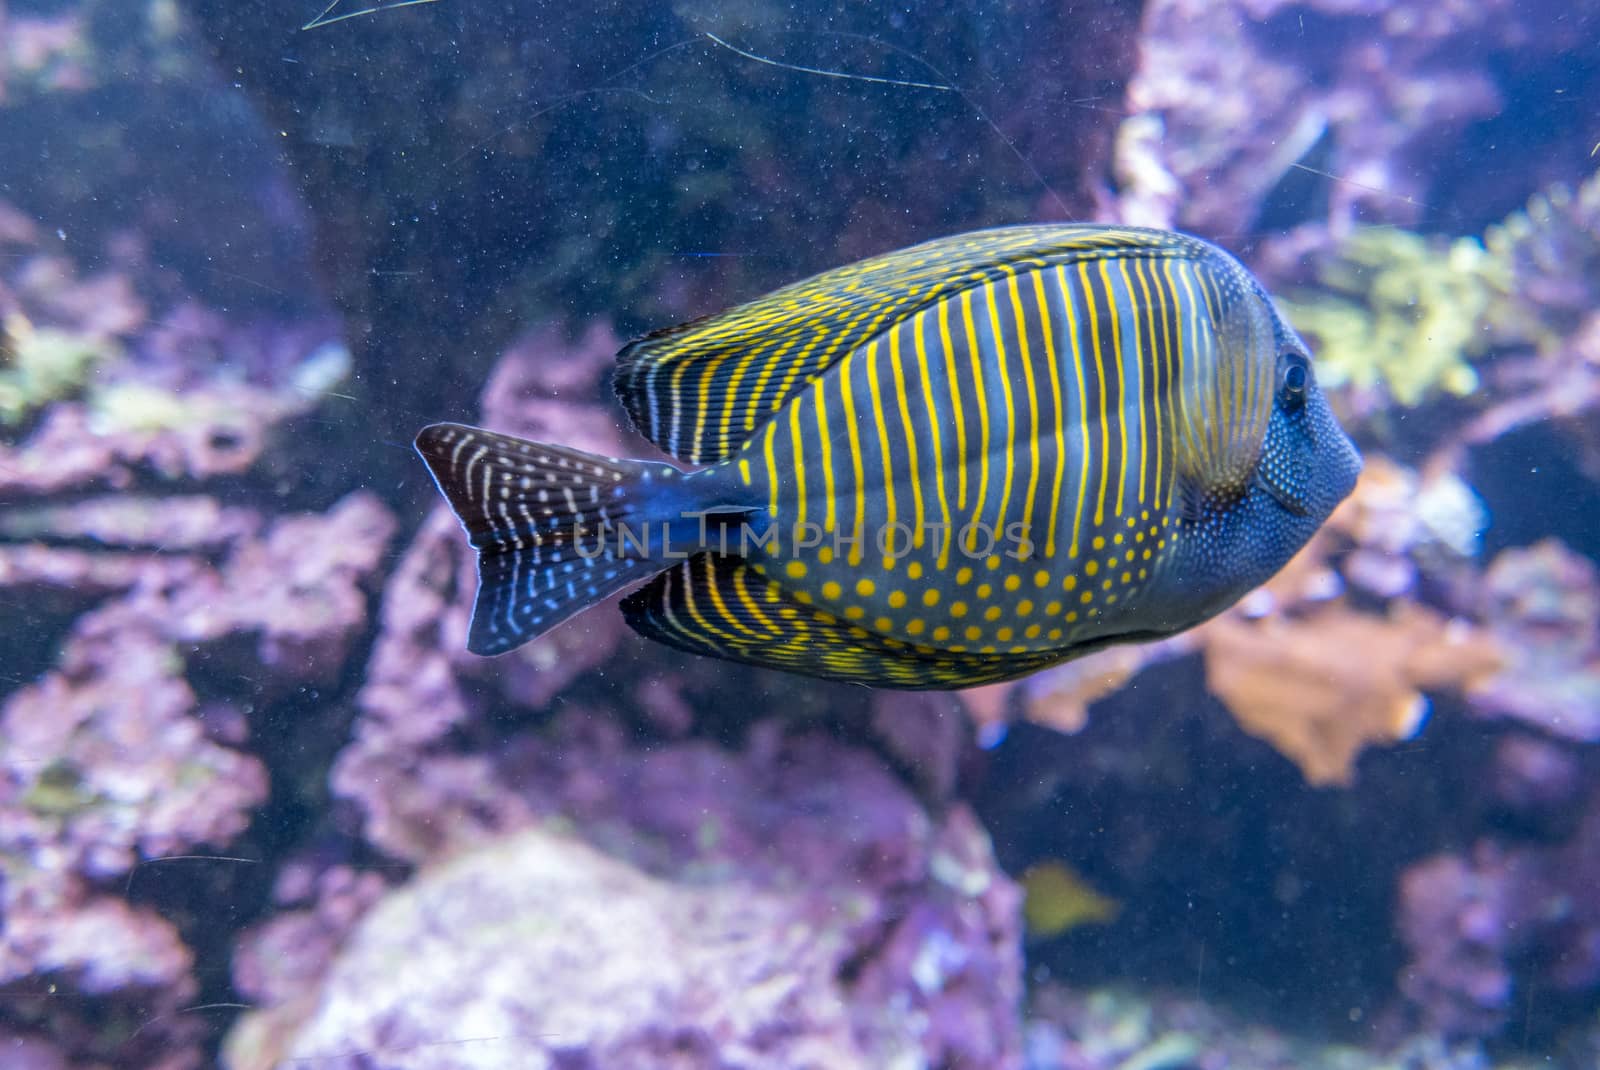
<box><xmin>20</xmin><ymin>759</ymin><xmax>94</xmax><ymax>817</ymax></box>
<box><xmin>1285</xmin><ymin>169</ymin><xmax>1600</xmax><ymax>408</ymax></box>
<box><xmin>0</xmin><ymin>315</ymin><xmax>110</xmax><ymax>426</ymax></box>
<box><xmin>1280</xmin><ymin>227</ymin><xmax>1511</xmax><ymax>406</ymax></box>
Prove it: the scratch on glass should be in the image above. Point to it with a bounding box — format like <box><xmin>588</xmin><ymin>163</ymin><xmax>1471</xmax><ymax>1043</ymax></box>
<box><xmin>302</xmin><ymin>0</ymin><xmax>441</xmax><ymax>31</ymax></box>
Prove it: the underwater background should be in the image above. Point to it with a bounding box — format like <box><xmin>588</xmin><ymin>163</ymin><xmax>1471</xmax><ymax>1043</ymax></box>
<box><xmin>1</xmin><ymin>0</ymin><xmax>1599</xmax><ymax>1066</ymax></box>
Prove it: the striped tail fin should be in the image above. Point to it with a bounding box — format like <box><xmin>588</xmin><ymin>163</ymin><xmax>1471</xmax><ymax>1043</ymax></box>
<box><xmin>414</xmin><ymin>422</ymin><xmax>686</xmax><ymax>655</ymax></box>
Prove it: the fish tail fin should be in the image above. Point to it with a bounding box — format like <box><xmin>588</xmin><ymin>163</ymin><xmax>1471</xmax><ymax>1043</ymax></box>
<box><xmin>414</xmin><ymin>422</ymin><xmax>704</xmax><ymax>655</ymax></box>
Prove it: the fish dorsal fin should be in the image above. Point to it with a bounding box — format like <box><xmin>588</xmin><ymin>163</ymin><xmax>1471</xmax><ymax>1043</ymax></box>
<box><xmin>1170</xmin><ymin>255</ymin><xmax>1278</xmax><ymax>500</ymax></box>
<box><xmin>620</xmin><ymin>552</ymin><xmax>1061</xmax><ymax>689</ymax></box>
<box><xmin>615</xmin><ymin>224</ymin><xmax>1199</xmax><ymax>464</ymax></box>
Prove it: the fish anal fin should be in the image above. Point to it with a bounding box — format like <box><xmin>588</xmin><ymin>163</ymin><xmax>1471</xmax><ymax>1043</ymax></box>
<box><xmin>620</xmin><ymin>553</ymin><xmax>1060</xmax><ymax>689</ymax></box>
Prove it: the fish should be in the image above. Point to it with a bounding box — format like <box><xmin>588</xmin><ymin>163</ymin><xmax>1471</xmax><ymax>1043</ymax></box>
<box><xmin>415</xmin><ymin>224</ymin><xmax>1361</xmax><ymax>689</ymax></box>
<box><xmin>1020</xmin><ymin>861</ymin><xmax>1121</xmax><ymax>937</ymax></box>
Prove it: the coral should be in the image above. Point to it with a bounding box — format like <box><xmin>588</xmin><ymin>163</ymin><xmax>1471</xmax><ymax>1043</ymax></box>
<box><xmin>0</xmin><ymin>487</ymin><xmax>394</xmax><ymax>1064</ymax></box>
<box><xmin>0</xmin><ymin>248</ymin><xmax>147</xmax><ymax>429</ymax></box>
<box><xmin>0</xmin><ymin>11</ymin><xmax>93</xmax><ymax>99</ymax></box>
<box><xmin>1470</xmin><ymin>539</ymin><xmax>1600</xmax><ymax>741</ymax></box>
<box><xmin>1397</xmin><ymin>798</ymin><xmax>1600</xmax><ymax>1039</ymax></box>
<box><xmin>235</xmin><ymin>727</ymin><xmax>1023</xmax><ymax>1069</ymax></box>
<box><xmin>0</xmin><ymin>205</ymin><xmax>386</xmax><ymax>1062</ymax></box>
<box><xmin>0</xmin><ymin>2</ymin><xmax>205</xmax><ymax>104</ymax></box>
<box><xmin>869</xmin><ymin>690</ymin><xmax>968</xmax><ymax>798</ymax></box>
<box><xmin>0</xmin><ymin>231</ymin><xmax>346</xmax><ymax>497</ymax></box>
<box><xmin>1279</xmin><ymin>169</ymin><xmax>1600</xmax><ymax>445</ymax></box>
<box><xmin>1196</xmin><ymin>455</ymin><xmax>1503</xmax><ymax>785</ymax></box>
<box><xmin>1488</xmin><ymin>736</ymin><xmax>1584</xmax><ymax>825</ymax></box>
<box><xmin>1429</xmin><ymin>171</ymin><xmax>1600</xmax><ymax>461</ymax></box>
<box><xmin>0</xmin><ymin>494</ymin><xmax>260</xmax><ymax>551</ymax></box>
<box><xmin>1325</xmin><ymin>455</ymin><xmax>1487</xmax><ymax>598</ymax></box>
<box><xmin>1025</xmin><ymin>984</ymin><xmax>1507</xmax><ymax>1070</ymax></box>
<box><xmin>1111</xmin><ymin>0</ymin><xmax>1564</xmax><ymax>237</ymax></box>
<box><xmin>167</xmin><ymin>493</ymin><xmax>398</xmax><ymax>683</ymax></box>
<box><xmin>1</xmin><ymin>623</ymin><xmax>268</xmax><ymax>881</ymax></box>
<box><xmin>229</xmin><ymin>863</ymin><xmax>389</xmax><ymax>1038</ymax></box>
<box><xmin>1446</xmin><ymin>314</ymin><xmax>1600</xmax><ymax>480</ymax></box>
<box><xmin>477</xmin><ymin>321</ymin><xmax>632</xmax><ymax>454</ymax></box>
<box><xmin>6</xmin><ymin>256</ymin><xmax>146</xmax><ymax>342</ymax></box>
<box><xmin>1484</xmin><ymin>169</ymin><xmax>1600</xmax><ymax>347</ymax></box>
<box><xmin>0</xmin><ymin>886</ymin><xmax>203</xmax><ymax>1069</ymax></box>
<box><xmin>1278</xmin><ymin>226</ymin><xmax>1512</xmax><ymax>406</ymax></box>
<box><xmin>1203</xmin><ymin>602</ymin><xmax>1501</xmax><ymax>786</ymax></box>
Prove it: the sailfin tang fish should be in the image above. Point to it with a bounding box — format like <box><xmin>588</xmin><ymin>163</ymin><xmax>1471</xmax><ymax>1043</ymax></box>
<box><xmin>416</xmin><ymin>224</ymin><xmax>1361</xmax><ymax>689</ymax></box>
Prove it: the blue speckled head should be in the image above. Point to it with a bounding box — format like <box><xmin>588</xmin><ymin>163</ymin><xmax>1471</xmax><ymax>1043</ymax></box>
<box><xmin>1152</xmin><ymin>269</ymin><xmax>1362</xmax><ymax>629</ymax></box>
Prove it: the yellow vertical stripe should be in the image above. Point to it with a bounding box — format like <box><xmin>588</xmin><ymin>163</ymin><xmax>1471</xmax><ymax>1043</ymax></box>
<box><xmin>914</xmin><ymin>309</ymin><xmax>955</xmax><ymax>569</ymax></box>
<box><xmin>668</xmin><ymin>359</ymin><xmax>697</xmax><ymax>457</ymax></box>
<box><xmin>1058</xmin><ymin>265</ymin><xmax>1091</xmax><ymax>558</ymax></box>
<box><xmin>681</xmin><ymin>558</ymin><xmax>739</xmax><ymax>642</ymax></box>
<box><xmin>1099</xmin><ymin>258</ymin><xmax>1130</xmax><ymax>518</ymax></box>
<box><xmin>1078</xmin><ymin>260</ymin><xmax>1112</xmax><ymax>528</ymax></box>
<box><xmin>939</xmin><ymin>297</ymin><xmax>969</xmax><ymax>512</ymax></box>
<box><xmin>762</xmin><ymin>419</ymin><xmax>781</xmax><ymax>518</ymax></box>
<box><xmin>1031</xmin><ymin>268</ymin><xmax>1067</xmax><ymax>557</ymax></box>
<box><xmin>1175</xmin><ymin>263</ymin><xmax>1210</xmax><ymax>470</ymax></box>
<box><xmin>960</xmin><ymin>284</ymin><xmax>992</xmax><ymax>552</ymax></box>
<box><xmin>703</xmin><ymin>562</ymin><xmax>755</xmax><ymax>637</ymax></box>
<box><xmin>1159</xmin><ymin>258</ymin><xmax>1189</xmax><ymax>494</ymax></box>
<box><xmin>812</xmin><ymin>376</ymin><xmax>837</xmax><ymax>534</ymax></box>
<box><xmin>1006</xmin><ymin>270</ymin><xmax>1043</xmax><ymax>556</ymax></box>
<box><xmin>747</xmin><ymin>334</ymin><xmax>812</xmax><ymax>446</ymax></box>
<box><xmin>888</xmin><ymin>325</ymin><xmax>927</xmax><ymax>550</ymax></box>
<box><xmin>840</xmin><ymin>353</ymin><xmax>868</xmax><ymax>566</ymax></box>
<box><xmin>716</xmin><ymin>348</ymin><xmax>762</xmax><ymax>460</ymax></box>
<box><xmin>984</xmin><ymin>275</ymin><xmax>1019</xmax><ymax>545</ymax></box>
<box><xmin>788</xmin><ymin>394</ymin><xmax>808</xmax><ymax>531</ymax></box>
<box><xmin>1117</xmin><ymin>257</ymin><xmax>1148</xmax><ymax>507</ymax></box>
<box><xmin>1196</xmin><ymin>267</ymin><xmax>1230</xmax><ymax>464</ymax></box>
<box><xmin>865</xmin><ymin>340</ymin><xmax>899</xmax><ymax>566</ymax></box>
<box><xmin>1130</xmin><ymin>257</ymin><xmax>1161</xmax><ymax>508</ymax></box>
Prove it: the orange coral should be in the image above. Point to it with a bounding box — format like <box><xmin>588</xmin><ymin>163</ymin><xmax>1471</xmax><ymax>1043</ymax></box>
<box><xmin>1017</xmin><ymin>637</ymin><xmax>1196</xmax><ymax>736</ymax></box>
<box><xmin>1201</xmin><ymin>603</ymin><xmax>1504</xmax><ymax>786</ymax></box>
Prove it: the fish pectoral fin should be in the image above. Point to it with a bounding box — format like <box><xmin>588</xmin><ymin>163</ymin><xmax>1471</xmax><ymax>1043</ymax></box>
<box><xmin>1171</xmin><ymin>269</ymin><xmax>1277</xmax><ymax>497</ymax></box>
<box><xmin>620</xmin><ymin>552</ymin><xmax>1060</xmax><ymax>689</ymax></box>
<box><xmin>613</xmin><ymin>223</ymin><xmax>1198</xmax><ymax>466</ymax></box>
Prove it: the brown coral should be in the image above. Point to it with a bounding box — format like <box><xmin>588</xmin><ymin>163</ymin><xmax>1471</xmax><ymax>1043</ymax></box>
<box><xmin>1202</xmin><ymin>603</ymin><xmax>1503</xmax><ymax>786</ymax></box>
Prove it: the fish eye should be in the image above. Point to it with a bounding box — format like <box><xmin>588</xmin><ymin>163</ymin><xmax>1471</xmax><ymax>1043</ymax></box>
<box><xmin>1278</xmin><ymin>353</ymin><xmax>1309</xmax><ymax>410</ymax></box>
